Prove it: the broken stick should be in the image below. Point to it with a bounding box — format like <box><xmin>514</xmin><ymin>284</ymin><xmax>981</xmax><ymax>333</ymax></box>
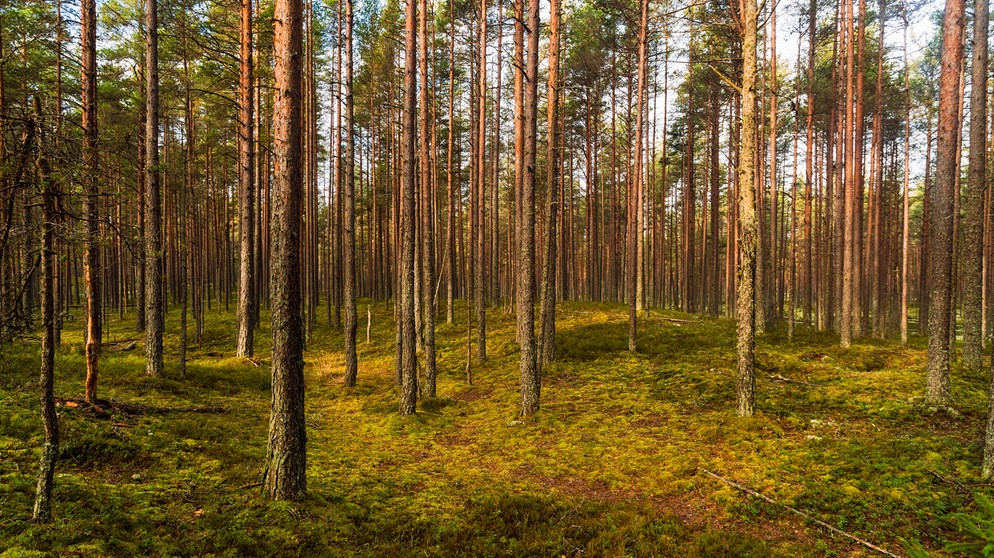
<box><xmin>699</xmin><ymin>468</ymin><xmax>900</xmax><ymax>558</ymax></box>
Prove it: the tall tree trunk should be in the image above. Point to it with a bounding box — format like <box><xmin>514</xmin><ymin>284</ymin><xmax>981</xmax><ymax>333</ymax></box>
<box><xmin>136</xmin><ymin>71</ymin><xmax>147</xmax><ymax>334</ymax></box>
<box><xmin>343</xmin><ymin>0</ymin><xmax>358</xmax><ymax>387</ymax></box>
<box><xmin>446</xmin><ymin>0</ymin><xmax>456</xmax><ymax>325</ymax></box>
<box><xmin>145</xmin><ymin>0</ymin><xmax>164</xmax><ymax>378</ymax></box>
<box><xmin>518</xmin><ymin>0</ymin><xmax>539</xmax><ymax>416</ymax></box>
<box><xmin>900</xmin><ymin>7</ymin><xmax>911</xmax><ymax>348</ymax></box>
<box><xmin>708</xmin><ymin>92</ymin><xmax>720</xmax><ymax>317</ymax></box>
<box><xmin>683</xmin><ymin>33</ymin><xmax>696</xmax><ymax>314</ymax></box>
<box><xmin>180</xmin><ymin>49</ymin><xmax>194</xmax><ymax>377</ymax></box>
<box><xmin>475</xmin><ymin>0</ymin><xmax>487</xmax><ymax>361</ymax></box>
<box><xmin>32</xmin><ymin>98</ymin><xmax>58</xmax><ymax>523</ymax></box>
<box><xmin>419</xmin><ymin>0</ymin><xmax>436</xmax><ymax>396</ymax></box>
<box><xmin>264</xmin><ymin>0</ymin><xmax>307</xmax><ymax>500</ymax></box>
<box><xmin>871</xmin><ymin>0</ymin><xmax>886</xmax><ymax>337</ymax></box>
<box><xmin>400</xmin><ymin>0</ymin><xmax>419</xmax><ymax>415</ymax></box>
<box><xmin>927</xmin><ymin>0</ymin><xmax>965</xmax><ymax>406</ymax></box>
<box><xmin>236</xmin><ymin>0</ymin><xmax>255</xmax><ymax>357</ymax></box>
<box><xmin>804</xmin><ymin>0</ymin><xmax>815</xmax><ymax>329</ymax></box>
<box><xmin>963</xmin><ymin>0</ymin><xmax>988</xmax><ymax>371</ymax></box>
<box><xmin>853</xmin><ymin>0</ymin><xmax>867</xmax><ymax>338</ymax></box>
<box><xmin>767</xmin><ymin>5</ymin><xmax>778</xmax><ymax>326</ymax></box>
<box><xmin>737</xmin><ymin>0</ymin><xmax>758</xmax><ymax>417</ymax></box>
<box><xmin>82</xmin><ymin>0</ymin><xmax>101</xmax><ymax>400</ymax></box>
<box><xmin>841</xmin><ymin>0</ymin><xmax>856</xmax><ymax>348</ymax></box>
<box><xmin>629</xmin><ymin>0</ymin><xmax>648</xmax><ymax>351</ymax></box>
<box><xmin>538</xmin><ymin>0</ymin><xmax>560</xmax><ymax>368</ymax></box>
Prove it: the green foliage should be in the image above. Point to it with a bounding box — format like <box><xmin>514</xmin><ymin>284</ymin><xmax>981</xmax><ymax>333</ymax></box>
<box><xmin>945</xmin><ymin>494</ymin><xmax>994</xmax><ymax>556</ymax></box>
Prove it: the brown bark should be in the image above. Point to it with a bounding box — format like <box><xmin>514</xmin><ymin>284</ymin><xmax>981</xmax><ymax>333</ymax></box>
<box><xmin>475</xmin><ymin>0</ymin><xmax>487</xmax><ymax>361</ymax></box>
<box><xmin>145</xmin><ymin>0</ymin><xmax>164</xmax><ymax>378</ymax></box>
<box><xmin>737</xmin><ymin>0</ymin><xmax>759</xmax><ymax>417</ymax></box>
<box><xmin>264</xmin><ymin>0</ymin><xmax>307</xmax><ymax>500</ymax></box>
<box><xmin>926</xmin><ymin>0</ymin><xmax>965</xmax><ymax>406</ymax></box>
<box><xmin>871</xmin><ymin>0</ymin><xmax>886</xmax><ymax>337</ymax></box>
<box><xmin>803</xmin><ymin>0</ymin><xmax>815</xmax><ymax>328</ymax></box>
<box><xmin>343</xmin><ymin>0</ymin><xmax>358</xmax><ymax>387</ymax></box>
<box><xmin>400</xmin><ymin>0</ymin><xmax>419</xmax><ymax>415</ymax></box>
<box><xmin>518</xmin><ymin>0</ymin><xmax>539</xmax><ymax>417</ymax></box>
<box><xmin>82</xmin><ymin>0</ymin><xmax>101</xmax><ymax>401</ymax></box>
<box><xmin>629</xmin><ymin>0</ymin><xmax>648</xmax><ymax>351</ymax></box>
<box><xmin>419</xmin><ymin>0</ymin><xmax>436</xmax><ymax>395</ymax></box>
<box><xmin>446</xmin><ymin>0</ymin><xmax>456</xmax><ymax>325</ymax></box>
<box><xmin>538</xmin><ymin>0</ymin><xmax>560</xmax><ymax>368</ymax></box>
<box><xmin>963</xmin><ymin>0</ymin><xmax>987</xmax><ymax>371</ymax></box>
<box><xmin>236</xmin><ymin>0</ymin><xmax>255</xmax><ymax>358</ymax></box>
<box><xmin>840</xmin><ymin>0</ymin><xmax>856</xmax><ymax>348</ymax></box>
<box><xmin>900</xmin><ymin>7</ymin><xmax>911</xmax><ymax>348</ymax></box>
<box><xmin>32</xmin><ymin>98</ymin><xmax>58</xmax><ymax>523</ymax></box>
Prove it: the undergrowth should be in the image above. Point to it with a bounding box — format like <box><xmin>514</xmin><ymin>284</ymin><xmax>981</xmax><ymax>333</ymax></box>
<box><xmin>0</xmin><ymin>300</ymin><xmax>989</xmax><ymax>556</ymax></box>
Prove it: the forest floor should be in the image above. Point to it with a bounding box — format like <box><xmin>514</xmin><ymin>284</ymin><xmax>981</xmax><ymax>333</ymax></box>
<box><xmin>0</xmin><ymin>301</ymin><xmax>989</xmax><ymax>557</ymax></box>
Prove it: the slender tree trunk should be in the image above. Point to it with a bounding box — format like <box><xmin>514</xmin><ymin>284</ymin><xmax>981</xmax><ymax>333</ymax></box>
<box><xmin>629</xmin><ymin>0</ymin><xmax>648</xmax><ymax>351</ymax></box>
<box><xmin>853</xmin><ymin>0</ymin><xmax>867</xmax><ymax>338</ymax></box>
<box><xmin>518</xmin><ymin>0</ymin><xmax>539</xmax><ymax>416</ymax></box>
<box><xmin>804</xmin><ymin>0</ymin><xmax>815</xmax><ymax>329</ymax></box>
<box><xmin>343</xmin><ymin>0</ymin><xmax>358</xmax><ymax>387</ymax></box>
<box><xmin>708</xmin><ymin>92</ymin><xmax>720</xmax><ymax>317</ymax></box>
<box><xmin>180</xmin><ymin>50</ymin><xmax>194</xmax><ymax>377</ymax></box>
<box><xmin>136</xmin><ymin>73</ymin><xmax>147</xmax><ymax>333</ymax></box>
<box><xmin>963</xmin><ymin>0</ymin><xmax>988</xmax><ymax>371</ymax></box>
<box><xmin>236</xmin><ymin>0</ymin><xmax>255</xmax><ymax>358</ymax></box>
<box><xmin>446</xmin><ymin>0</ymin><xmax>456</xmax><ymax>325</ymax></box>
<box><xmin>900</xmin><ymin>8</ymin><xmax>911</xmax><ymax>348</ymax></box>
<box><xmin>400</xmin><ymin>0</ymin><xmax>419</xmax><ymax>415</ymax></box>
<box><xmin>32</xmin><ymin>99</ymin><xmax>58</xmax><ymax>523</ymax></box>
<box><xmin>841</xmin><ymin>0</ymin><xmax>856</xmax><ymax>348</ymax></box>
<box><xmin>538</xmin><ymin>0</ymin><xmax>560</xmax><ymax>368</ymax></box>
<box><xmin>82</xmin><ymin>0</ymin><xmax>101</xmax><ymax>400</ymax></box>
<box><xmin>264</xmin><ymin>0</ymin><xmax>307</xmax><ymax>500</ymax></box>
<box><xmin>767</xmin><ymin>6</ymin><xmax>778</xmax><ymax>326</ymax></box>
<box><xmin>145</xmin><ymin>0</ymin><xmax>164</xmax><ymax>378</ymax></box>
<box><xmin>737</xmin><ymin>0</ymin><xmax>758</xmax><ymax>417</ymax></box>
<box><xmin>919</xmin><ymin>115</ymin><xmax>933</xmax><ymax>337</ymax></box>
<box><xmin>475</xmin><ymin>0</ymin><xmax>487</xmax><ymax>361</ymax></box>
<box><xmin>419</xmin><ymin>0</ymin><xmax>436</xmax><ymax>396</ymax></box>
<box><xmin>871</xmin><ymin>0</ymin><xmax>886</xmax><ymax>337</ymax></box>
<box><xmin>334</xmin><ymin>1</ymin><xmax>344</xmax><ymax>330</ymax></box>
<box><xmin>927</xmin><ymin>0</ymin><xmax>965</xmax><ymax>406</ymax></box>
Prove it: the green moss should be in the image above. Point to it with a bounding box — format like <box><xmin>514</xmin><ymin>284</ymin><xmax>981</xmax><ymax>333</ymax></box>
<box><xmin>0</xmin><ymin>301</ymin><xmax>985</xmax><ymax>556</ymax></box>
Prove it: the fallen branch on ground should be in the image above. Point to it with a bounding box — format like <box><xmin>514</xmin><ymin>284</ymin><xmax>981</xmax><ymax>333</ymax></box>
<box><xmin>925</xmin><ymin>469</ymin><xmax>993</xmax><ymax>494</ymax></box>
<box><xmin>768</xmin><ymin>374</ymin><xmax>818</xmax><ymax>386</ymax></box>
<box><xmin>699</xmin><ymin>468</ymin><xmax>900</xmax><ymax>558</ymax></box>
<box><xmin>56</xmin><ymin>397</ymin><xmax>225</xmax><ymax>417</ymax></box>
<box><xmin>103</xmin><ymin>337</ymin><xmax>140</xmax><ymax>346</ymax></box>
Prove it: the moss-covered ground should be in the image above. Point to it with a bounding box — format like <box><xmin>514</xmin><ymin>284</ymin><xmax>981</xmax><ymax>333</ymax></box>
<box><xmin>0</xmin><ymin>301</ymin><xmax>989</xmax><ymax>556</ymax></box>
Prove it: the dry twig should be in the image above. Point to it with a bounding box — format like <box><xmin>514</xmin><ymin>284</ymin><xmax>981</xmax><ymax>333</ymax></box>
<box><xmin>699</xmin><ymin>468</ymin><xmax>900</xmax><ymax>558</ymax></box>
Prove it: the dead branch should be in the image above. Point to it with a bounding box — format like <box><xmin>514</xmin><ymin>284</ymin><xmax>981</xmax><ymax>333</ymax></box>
<box><xmin>56</xmin><ymin>397</ymin><xmax>225</xmax><ymax>417</ymax></box>
<box><xmin>699</xmin><ymin>468</ymin><xmax>901</xmax><ymax>558</ymax></box>
<box><xmin>768</xmin><ymin>374</ymin><xmax>818</xmax><ymax>386</ymax></box>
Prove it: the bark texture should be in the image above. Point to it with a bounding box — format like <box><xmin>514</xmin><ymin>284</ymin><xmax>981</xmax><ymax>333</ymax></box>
<box><xmin>926</xmin><ymin>0</ymin><xmax>965</xmax><ymax>406</ymax></box>
<box><xmin>736</xmin><ymin>0</ymin><xmax>758</xmax><ymax>417</ymax></box>
<box><xmin>264</xmin><ymin>0</ymin><xmax>307</xmax><ymax>500</ymax></box>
